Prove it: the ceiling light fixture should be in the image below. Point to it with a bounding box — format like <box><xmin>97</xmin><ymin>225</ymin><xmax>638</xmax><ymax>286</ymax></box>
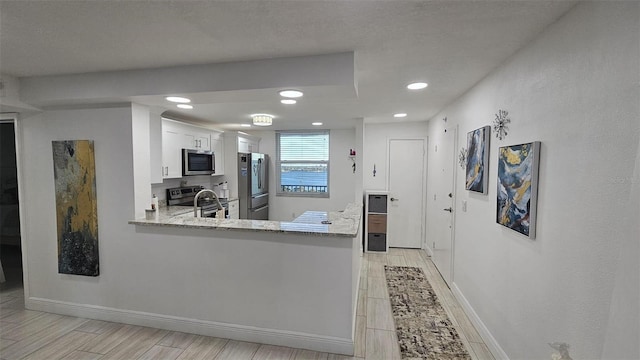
<box><xmin>394</xmin><ymin>113</ymin><xmax>407</xmax><ymax>118</ymax></box>
<box><xmin>279</xmin><ymin>90</ymin><xmax>303</xmax><ymax>98</ymax></box>
<box><xmin>407</xmin><ymin>82</ymin><xmax>428</xmax><ymax>90</ymax></box>
<box><xmin>251</xmin><ymin>114</ymin><xmax>274</xmax><ymax>126</ymax></box>
<box><xmin>177</xmin><ymin>104</ymin><xmax>193</xmax><ymax>109</ymax></box>
<box><xmin>241</xmin><ymin>124</ymin><xmax>251</xmax><ymax>127</ymax></box>
<box><xmin>165</xmin><ymin>96</ymin><xmax>191</xmax><ymax>103</ymax></box>
<box><xmin>281</xmin><ymin>99</ymin><xmax>297</xmax><ymax>105</ymax></box>
<box><xmin>312</xmin><ymin>122</ymin><xmax>323</xmax><ymax>126</ymax></box>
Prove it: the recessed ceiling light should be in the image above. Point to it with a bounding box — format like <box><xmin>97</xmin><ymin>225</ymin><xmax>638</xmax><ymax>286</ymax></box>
<box><xmin>177</xmin><ymin>104</ymin><xmax>193</xmax><ymax>109</ymax></box>
<box><xmin>279</xmin><ymin>90</ymin><xmax>303</xmax><ymax>98</ymax></box>
<box><xmin>241</xmin><ymin>124</ymin><xmax>251</xmax><ymax>127</ymax></box>
<box><xmin>312</xmin><ymin>122</ymin><xmax>323</xmax><ymax>126</ymax></box>
<box><xmin>394</xmin><ymin>113</ymin><xmax>407</xmax><ymax>118</ymax></box>
<box><xmin>407</xmin><ymin>82</ymin><xmax>428</xmax><ymax>90</ymax></box>
<box><xmin>165</xmin><ymin>96</ymin><xmax>191</xmax><ymax>103</ymax></box>
<box><xmin>281</xmin><ymin>99</ymin><xmax>297</xmax><ymax>105</ymax></box>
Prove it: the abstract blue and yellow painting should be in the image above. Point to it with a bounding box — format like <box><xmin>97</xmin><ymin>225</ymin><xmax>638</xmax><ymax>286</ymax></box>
<box><xmin>496</xmin><ymin>142</ymin><xmax>540</xmax><ymax>238</ymax></box>
<box><xmin>52</xmin><ymin>140</ymin><xmax>99</xmax><ymax>276</ymax></box>
<box><xmin>465</xmin><ymin>126</ymin><xmax>490</xmax><ymax>193</ymax></box>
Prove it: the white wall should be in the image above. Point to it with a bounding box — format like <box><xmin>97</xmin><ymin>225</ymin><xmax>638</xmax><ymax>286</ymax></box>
<box><xmin>21</xmin><ymin>106</ymin><xmax>135</xmax><ymax>305</ymax></box>
<box><xmin>253</xmin><ymin>129</ymin><xmax>357</xmax><ymax>221</ymax></box>
<box><xmin>354</xmin><ymin>120</ymin><xmax>364</xmax><ymax>205</ymax></box>
<box><xmin>18</xmin><ymin>106</ymin><xmax>358</xmax><ymax>354</ymax></box>
<box><xmin>426</xmin><ymin>2</ymin><xmax>639</xmax><ymax>359</ymax></box>
<box><xmin>362</xmin><ymin>122</ymin><xmax>429</xmax><ymax>192</ymax></box>
<box><xmin>131</xmin><ymin>103</ymin><xmax>152</xmax><ymax>218</ymax></box>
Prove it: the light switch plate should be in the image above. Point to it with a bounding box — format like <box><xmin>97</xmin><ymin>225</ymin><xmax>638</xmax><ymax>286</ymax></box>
<box><xmin>462</xmin><ymin>200</ymin><xmax>467</xmax><ymax>212</ymax></box>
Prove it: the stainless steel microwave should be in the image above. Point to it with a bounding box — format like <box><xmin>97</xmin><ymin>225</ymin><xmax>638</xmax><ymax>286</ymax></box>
<box><xmin>182</xmin><ymin>149</ymin><xmax>215</xmax><ymax>176</ymax></box>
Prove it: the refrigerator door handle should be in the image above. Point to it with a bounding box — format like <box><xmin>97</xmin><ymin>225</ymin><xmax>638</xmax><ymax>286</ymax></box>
<box><xmin>257</xmin><ymin>158</ymin><xmax>263</xmax><ymax>190</ymax></box>
<box><xmin>251</xmin><ymin>204</ymin><xmax>268</xmax><ymax>212</ymax></box>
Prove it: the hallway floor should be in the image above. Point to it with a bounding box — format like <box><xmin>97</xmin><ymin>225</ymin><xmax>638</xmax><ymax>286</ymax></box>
<box><xmin>0</xmin><ymin>249</ymin><xmax>493</xmax><ymax>360</ymax></box>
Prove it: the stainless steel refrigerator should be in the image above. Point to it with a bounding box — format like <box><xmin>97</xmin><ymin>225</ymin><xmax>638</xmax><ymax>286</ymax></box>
<box><xmin>238</xmin><ymin>152</ymin><xmax>269</xmax><ymax>220</ymax></box>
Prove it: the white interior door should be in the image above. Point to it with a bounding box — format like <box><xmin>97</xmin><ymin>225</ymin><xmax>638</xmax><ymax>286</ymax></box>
<box><xmin>432</xmin><ymin>127</ymin><xmax>456</xmax><ymax>285</ymax></box>
<box><xmin>388</xmin><ymin>139</ymin><xmax>425</xmax><ymax>248</ymax></box>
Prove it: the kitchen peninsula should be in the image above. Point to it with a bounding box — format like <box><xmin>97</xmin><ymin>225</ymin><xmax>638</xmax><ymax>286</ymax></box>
<box><xmin>128</xmin><ymin>204</ymin><xmax>362</xmax><ymax>355</ymax></box>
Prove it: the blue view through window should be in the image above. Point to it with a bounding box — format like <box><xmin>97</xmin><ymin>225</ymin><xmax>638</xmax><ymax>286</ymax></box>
<box><xmin>277</xmin><ymin>131</ymin><xmax>329</xmax><ymax>196</ymax></box>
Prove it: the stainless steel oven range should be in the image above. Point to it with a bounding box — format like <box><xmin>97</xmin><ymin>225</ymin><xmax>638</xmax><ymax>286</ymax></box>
<box><xmin>166</xmin><ymin>186</ymin><xmax>228</xmax><ymax>218</ymax></box>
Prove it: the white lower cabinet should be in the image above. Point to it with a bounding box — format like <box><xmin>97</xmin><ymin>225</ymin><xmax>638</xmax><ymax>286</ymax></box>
<box><xmin>228</xmin><ymin>199</ymin><xmax>239</xmax><ymax>219</ymax></box>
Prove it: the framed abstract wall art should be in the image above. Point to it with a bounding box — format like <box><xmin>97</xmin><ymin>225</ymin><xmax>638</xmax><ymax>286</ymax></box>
<box><xmin>465</xmin><ymin>126</ymin><xmax>490</xmax><ymax>194</ymax></box>
<box><xmin>52</xmin><ymin>140</ymin><xmax>100</xmax><ymax>276</ymax></box>
<box><xmin>496</xmin><ymin>141</ymin><xmax>541</xmax><ymax>239</ymax></box>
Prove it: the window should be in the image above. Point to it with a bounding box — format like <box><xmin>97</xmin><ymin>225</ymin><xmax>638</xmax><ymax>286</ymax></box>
<box><xmin>276</xmin><ymin>131</ymin><xmax>329</xmax><ymax>197</ymax></box>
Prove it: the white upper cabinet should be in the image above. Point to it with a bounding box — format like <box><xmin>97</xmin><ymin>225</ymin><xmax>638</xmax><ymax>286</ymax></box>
<box><xmin>160</xmin><ymin>119</ymin><xmax>225</xmax><ymax>179</ymax></box>
<box><xmin>237</xmin><ymin>134</ymin><xmax>260</xmax><ymax>153</ymax></box>
<box><xmin>238</xmin><ymin>137</ymin><xmax>249</xmax><ymax>153</ymax></box>
<box><xmin>184</xmin><ymin>131</ymin><xmax>211</xmax><ymax>151</ymax></box>
<box><xmin>161</xmin><ymin>121</ymin><xmax>184</xmax><ymax>179</ymax></box>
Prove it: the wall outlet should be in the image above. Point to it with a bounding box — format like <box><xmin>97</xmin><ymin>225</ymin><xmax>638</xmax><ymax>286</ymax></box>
<box><xmin>292</xmin><ymin>212</ymin><xmax>296</xmax><ymax>219</ymax></box>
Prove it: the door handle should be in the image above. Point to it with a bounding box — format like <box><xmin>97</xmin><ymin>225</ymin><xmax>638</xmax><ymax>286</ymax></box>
<box><xmin>443</xmin><ymin>207</ymin><xmax>453</xmax><ymax>212</ymax></box>
<box><xmin>390</xmin><ymin>197</ymin><xmax>399</xmax><ymax>201</ymax></box>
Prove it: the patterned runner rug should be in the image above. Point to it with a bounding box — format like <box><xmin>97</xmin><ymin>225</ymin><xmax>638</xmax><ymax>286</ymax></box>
<box><xmin>384</xmin><ymin>265</ymin><xmax>471</xmax><ymax>359</ymax></box>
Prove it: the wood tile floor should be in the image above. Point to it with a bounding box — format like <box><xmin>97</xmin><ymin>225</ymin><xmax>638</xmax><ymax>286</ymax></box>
<box><xmin>0</xmin><ymin>249</ymin><xmax>494</xmax><ymax>360</ymax></box>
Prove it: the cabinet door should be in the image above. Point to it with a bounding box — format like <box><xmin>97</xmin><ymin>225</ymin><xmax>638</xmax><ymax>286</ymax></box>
<box><xmin>184</xmin><ymin>134</ymin><xmax>195</xmax><ymax>149</ymax></box>
<box><xmin>184</xmin><ymin>132</ymin><xmax>210</xmax><ymax>150</ymax></box>
<box><xmin>162</xmin><ymin>128</ymin><xmax>182</xmax><ymax>178</ymax></box>
<box><xmin>197</xmin><ymin>135</ymin><xmax>210</xmax><ymax>151</ymax></box>
<box><xmin>238</xmin><ymin>137</ymin><xmax>249</xmax><ymax>153</ymax></box>
<box><xmin>248</xmin><ymin>139</ymin><xmax>259</xmax><ymax>153</ymax></box>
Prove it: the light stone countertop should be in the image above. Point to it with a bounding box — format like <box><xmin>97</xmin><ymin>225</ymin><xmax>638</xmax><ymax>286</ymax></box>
<box><xmin>129</xmin><ymin>203</ymin><xmax>362</xmax><ymax>237</ymax></box>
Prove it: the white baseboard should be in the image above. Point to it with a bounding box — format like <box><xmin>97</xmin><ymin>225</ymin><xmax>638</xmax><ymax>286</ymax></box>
<box><xmin>451</xmin><ymin>283</ymin><xmax>509</xmax><ymax>360</ymax></box>
<box><xmin>26</xmin><ymin>297</ymin><xmax>354</xmax><ymax>355</ymax></box>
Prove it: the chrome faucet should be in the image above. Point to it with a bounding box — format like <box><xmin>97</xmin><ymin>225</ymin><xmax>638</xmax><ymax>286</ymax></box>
<box><xmin>193</xmin><ymin>189</ymin><xmax>224</xmax><ymax>218</ymax></box>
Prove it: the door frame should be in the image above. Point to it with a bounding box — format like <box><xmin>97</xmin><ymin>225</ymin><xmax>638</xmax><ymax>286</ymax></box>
<box><xmin>448</xmin><ymin>126</ymin><xmax>459</xmax><ymax>284</ymax></box>
<box><xmin>0</xmin><ymin>113</ymin><xmax>30</xmax><ymax>299</ymax></box>
<box><xmin>386</xmin><ymin>137</ymin><xmax>428</xmax><ymax>250</ymax></box>
<box><xmin>430</xmin><ymin>125</ymin><xmax>459</xmax><ymax>285</ymax></box>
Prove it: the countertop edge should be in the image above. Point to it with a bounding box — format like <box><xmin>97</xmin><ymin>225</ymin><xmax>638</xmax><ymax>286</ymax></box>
<box><xmin>129</xmin><ymin>203</ymin><xmax>362</xmax><ymax>238</ymax></box>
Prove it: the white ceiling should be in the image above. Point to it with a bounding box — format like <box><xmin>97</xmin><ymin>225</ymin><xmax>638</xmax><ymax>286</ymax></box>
<box><xmin>0</xmin><ymin>1</ymin><xmax>576</xmax><ymax>130</ymax></box>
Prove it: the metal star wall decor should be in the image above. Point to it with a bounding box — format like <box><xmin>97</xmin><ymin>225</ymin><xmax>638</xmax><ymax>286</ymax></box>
<box><xmin>458</xmin><ymin>147</ymin><xmax>467</xmax><ymax>169</ymax></box>
<box><xmin>493</xmin><ymin>109</ymin><xmax>510</xmax><ymax>140</ymax></box>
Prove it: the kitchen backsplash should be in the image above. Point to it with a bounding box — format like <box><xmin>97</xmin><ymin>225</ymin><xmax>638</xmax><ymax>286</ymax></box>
<box><xmin>151</xmin><ymin>175</ymin><xmax>228</xmax><ymax>202</ymax></box>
